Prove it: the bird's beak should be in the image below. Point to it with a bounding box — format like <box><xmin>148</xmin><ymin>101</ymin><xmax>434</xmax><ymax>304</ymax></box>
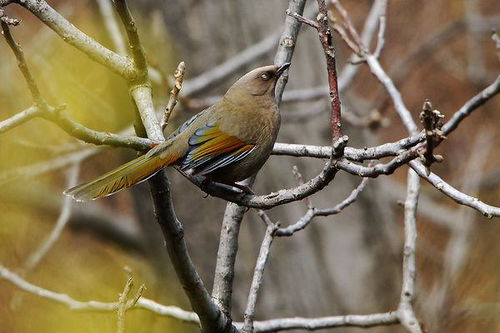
<box><xmin>275</xmin><ymin>62</ymin><xmax>291</xmax><ymax>77</ymax></box>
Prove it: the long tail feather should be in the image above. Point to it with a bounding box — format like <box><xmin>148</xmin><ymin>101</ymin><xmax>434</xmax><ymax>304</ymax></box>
<box><xmin>64</xmin><ymin>152</ymin><xmax>178</xmax><ymax>202</ymax></box>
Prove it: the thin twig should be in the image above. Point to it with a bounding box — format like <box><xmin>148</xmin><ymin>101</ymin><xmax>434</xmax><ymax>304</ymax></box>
<box><xmin>316</xmin><ymin>0</ymin><xmax>343</xmax><ymax>138</ymax></box>
<box><xmin>117</xmin><ymin>274</ymin><xmax>133</xmax><ymax>333</ymax></box>
<box><xmin>286</xmin><ymin>9</ymin><xmax>319</xmax><ymax>29</ymax></box>
<box><xmin>1</xmin><ymin>20</ymin><xmax>43</xmax><ymax>105</ymax></box>
<box><xmin>410</xmin><ymin>160</ymin><xmax>500</xmax><ymax>218</ymax></box>
<box><xmin>161</xmin><ymin>61</ymin><xmax>185</xmax><ymax>130</ymax></box>
<box><xmin>373</xmin><ymin>14</ymin><xmax>386</xmax><ymax>58</ymax></box>
<box><xmin>275</xmin><ymin>177</ymin><xmax>369</xmax><ymax>236</ymax></box>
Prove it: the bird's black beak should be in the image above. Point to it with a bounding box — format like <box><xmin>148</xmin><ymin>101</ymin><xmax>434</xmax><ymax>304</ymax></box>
<box><xmin>275</xmin><ymin>62</ymin><xmax>291</xmax><ymax>77</ymax></box>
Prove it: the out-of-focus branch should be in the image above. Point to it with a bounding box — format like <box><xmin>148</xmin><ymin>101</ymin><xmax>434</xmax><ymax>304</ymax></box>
<box><xmin>9</xmin><ymin>0</ymin><xmax>134</xmax><ymax>78</ymax></box>
<box><xmin>0</xmin><ymin>264</ymin><xmax>200</xmax><ymax>324</ymax></box>
<box><xmin>1</xmin><ymin>19</ymin><xmax>154</xmax><ymax>150</ymax></box>
<box><xmin>21</xmin><ymin>164</ymin><xmax>80</xmax><ymax>274</ymax></box>
<box><xmin>182</xmin><ymin>32</ymin><xmax>279</xmax><ymax>96</ymax></box>
<box><xmin>1</xmin><ymin>20</ymin><xmax>42</xmax><ymax>104</ymax></box>
<box><xmin>96</xmin><ymin>0</ymin><xmax>127</xmax><ymax>55</ymax></box>
<box><xmin>492</xmin><ymin>30</ymin><xmax>500</xmax><ymax>62</ymax></box>
<box><xmin>443</xmin><ymin>75</ymin><xmax>500</xmax><ymax>135</ymax></box>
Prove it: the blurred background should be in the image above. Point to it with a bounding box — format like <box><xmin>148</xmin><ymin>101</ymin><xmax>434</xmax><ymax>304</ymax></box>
<box><xmin>0</xmin><ymin>0</ymin><xmax>499</xmax><ymax>332</ymax></box>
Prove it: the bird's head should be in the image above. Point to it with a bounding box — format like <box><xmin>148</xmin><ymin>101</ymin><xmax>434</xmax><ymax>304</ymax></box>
<box><xmin>224</xmin><ymin>63</ymin><xmax>291</xmax><ymax>102</ymax></box>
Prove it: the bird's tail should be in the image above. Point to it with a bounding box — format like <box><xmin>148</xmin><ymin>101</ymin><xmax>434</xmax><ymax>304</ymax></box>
<box><xmin>64</xmin><ymin>147</ymin><xmax>178</xmax><ymax>202</ymax></box>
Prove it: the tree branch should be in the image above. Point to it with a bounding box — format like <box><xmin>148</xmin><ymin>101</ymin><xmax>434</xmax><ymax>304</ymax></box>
<box><xmin>397</xmin><ymin>170</ymin><xmax>422</xmax><ymax>332</ymax></box>
<box><xmin>244</xmin><ymin>312</ymin><xmax>399</xmax><ymax>332</ymax></box>
<box><xmin>0</xmin><ymin>264</ymin><xmax>200</xmax><ymax>324</ymax></box>
<box><xmin>317</xmin><ymin>0</ymin><xmax>343</xmax><ymax>138</ymax></box>
<box><xmin>242</xmin><ymin>223</ymin><xmax>278</xmax><ymax>333</ymax></box>
<box><xmin>11</xmin><ymin>0</ymin><xmax>134</xmax><ymax>78</ymax></box>
<box><xmin>410</xmin><ymin>160</ymin><xmax>500</xmax><ymax>218</ymax></box>
<box><xmin>211</xmin><ymin>0</ymin><xmax>307</xmax><ymax>319</ymax></box>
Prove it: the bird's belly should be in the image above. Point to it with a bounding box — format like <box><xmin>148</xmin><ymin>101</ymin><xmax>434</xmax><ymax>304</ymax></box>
<box><xmin>207</xmin><ymin>143</ymin><xmax>273</xmax><ymax>184</ymax></box>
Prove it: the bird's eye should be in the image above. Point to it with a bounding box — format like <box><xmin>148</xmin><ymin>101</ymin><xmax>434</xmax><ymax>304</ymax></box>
<box><xmin>260</xmin><ymin>72</ymin><xmax>272</xmax><ymax>81</ymax></box>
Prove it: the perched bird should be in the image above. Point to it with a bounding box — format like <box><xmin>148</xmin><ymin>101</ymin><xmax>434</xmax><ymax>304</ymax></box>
<box><xmin>65</xmin><ymin>63</ymin><xmax>290</xmax><ymax>201</ymax></box>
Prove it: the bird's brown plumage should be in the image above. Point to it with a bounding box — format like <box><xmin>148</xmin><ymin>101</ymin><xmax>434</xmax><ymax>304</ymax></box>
<box><xmin>65</xmin><ymin>63</ymin><xmax>289</xmax><ymax>201</ymax></box>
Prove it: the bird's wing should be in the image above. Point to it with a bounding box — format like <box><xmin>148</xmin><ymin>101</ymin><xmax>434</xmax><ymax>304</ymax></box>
<box><xmin>181</xmin><ymin>121</ymin><xmax>255</xmax><ymax>175</ymax></box>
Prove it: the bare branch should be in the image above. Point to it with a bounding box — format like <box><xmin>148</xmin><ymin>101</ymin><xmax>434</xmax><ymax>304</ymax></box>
<box><xmin>117</xmin><ymin>275</ymin><xmax>133</xmax><ymax>333</ymax></box>
<box><xmin>366</xmin><ymin>54</ymin><xmax>418</xmax><ymax>134</ymax></box>
<box><xmin>410</xmin><ymin>160</ymin><xmax>500</xmax><ymax>218</ymax></box>
<box><xmin>273</xmin><ymin>0</ymin><xmax>308</xmax><ymax>102</ymax></box>
<box><xmin>275</xmin><ymin>177</ymin><xmax>369</xmax><ymax>236</ymax></box>
<box><xmin>21</xmin><ymin>164</ymin><xmax>80</xmax><ymax>274</ymax></box>
<box><xmin>443</xmin><ymin>75</ymin><xmax>500</xmax><ymax>136</ymax></box>
<box><xmin>0</xmin><ymin>264</ymin><xmax>199</xmax><ymax>324</ymax></box>
<box><xmin>161</xmin><ymin>61</ymin><xmax>186</xmax><ymax>130</ymax></box>
<box><xmin>189</xmin><ymin>136</ymin><xmax>349</xmax><ymax>209</ymax></box>
<box><xmin>211</xmin><ymin>202</ymin><xmax>246</xmax><ymax>314</ymax></box>
<box><xmin>96</xmin><ymin>0</ymin><xmax>127</xmax><ymax>55</ymax></box>
<box><xmin>0</xmin><ymin>106</ymin><xmax>40</xmax><ymax>134</ymax></box>
<box><xmin>243</xmin><ymin>312</ymin><xmax>399</xmax><ymax>332</ymax></box>
<box><xmin>317</xmin><ymin>0</ymin><xmax>343</xmax><ymax>138</ymax></box>
<box><xmin>373</xmin><ymin>14</ymin><xmax>386</xmax><ymax>58</ymax></box>
<box><xmin>11</xmin><ymin>0</ymin><xmax>134</xmax><ymax>78</ymax></box>
<box><xmin>0</xmin><ymin>7</ymin><xmax>19</xmax><ymax>25</ymax></box>
<box><xmin>211</xmin><ymin>0</ymin><xmax>307</xmax><ymax>319</ymax></box>
<box><xmin>1</xmin><ymin>20</ymin><xmax>43</xmax><ymax>104</ymax></box>
<box><xmin>183</xmin><ymin>32</ymin><xmax>279</xmax><ymax>96</ymax></box>
<box><xmin>397</xmin><ymin>170</ymin><xmax>422</xmax><ymax>333</ymax></box>
<box><xmin>242</xmin><ymin>224</ymin><xmax>278</xmax><ymax>333</ymax></box>
<box><xmin>331</xmin><ymin>0</ymin><xmax>364</xmax><ymax>53</ymax></box>
<box><xmin>492</xmin><ymin>29</ymin><xmax>500</xmax><ymax>62</ymax></box>
<box><xmin>286</xmin><ymin>9</ymin><xmax>319</xmax><ymax>29</ymax></box>
<box><xmin>112</xmin><ymin>0</ymin><xmax>148</xmax><ymax>82</ymax></box>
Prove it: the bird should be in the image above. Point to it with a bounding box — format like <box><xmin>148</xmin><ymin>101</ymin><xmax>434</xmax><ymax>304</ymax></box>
<box><xmin>64</xmin><ymin>63</ymin><xmax>290</xmax><ymax>201</ymax></box>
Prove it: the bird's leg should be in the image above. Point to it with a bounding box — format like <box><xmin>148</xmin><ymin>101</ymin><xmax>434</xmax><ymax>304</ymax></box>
<box><xmin>231</xmin><ymin>182</ymin><xmax>255</xmax><ymax>194</ymax></box>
